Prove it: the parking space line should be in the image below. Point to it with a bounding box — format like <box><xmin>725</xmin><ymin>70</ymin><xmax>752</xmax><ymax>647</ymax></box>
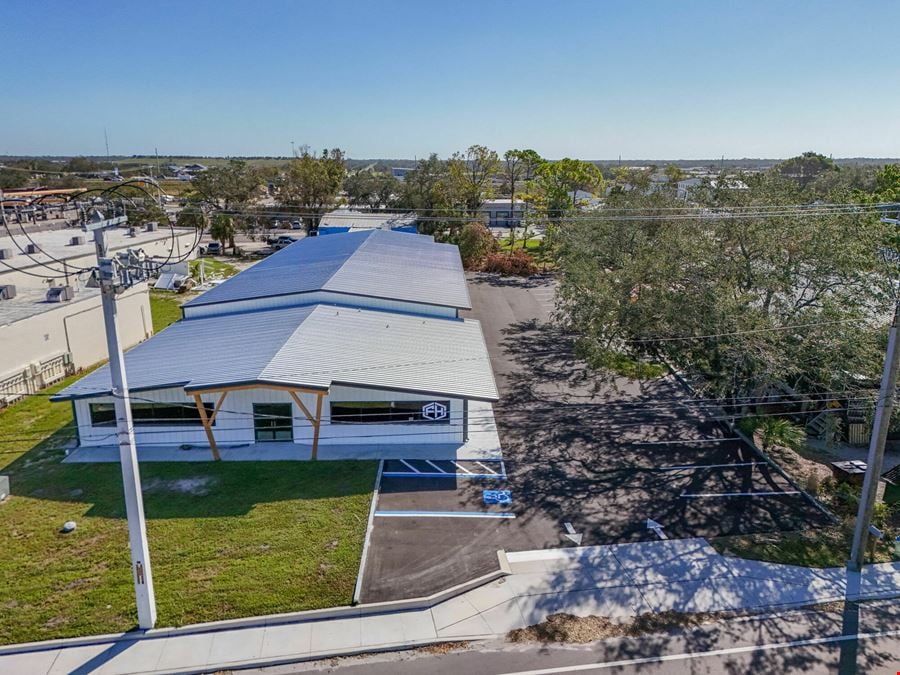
<box><xmin>655</xmin><ymin>461</ymin><xmax>758</xmax><ymax>471</ymax></box>
<box><xmin>681</xmin><ymin>490</ymin><xmax>801</xmax><ymax>498</ymax></box>
<box><xmin>374</xmin><ymin>510</ymin><xmax>516</xmax><ymax>519</ymax></box>
<box><xmin>634</xmin><ymin>438</ymin><xmax>739</xmax><ymax>445</ymax></box>
<box><xmin>382</xmin><ymin>471</ymin><xmax>503</xmax><ymax>479</ymax></box>
<box><xmin>453</xmin><ymin>461</ymin><xmax>473</xmax><ymax>474</ymax></box>
<box><xmin>475</xmin><ymin>461</ymin><xmax>498</xmax><ymax>475</ymax></box>
<box><xmin>425</xmin><ymin>460</ymin><xmax>448</xmax><ymax>474</ymax></box>
<box><xmin>399</xmin><ymin>459</ymin><xmax>421</xmax><ymax>473</ymax></box>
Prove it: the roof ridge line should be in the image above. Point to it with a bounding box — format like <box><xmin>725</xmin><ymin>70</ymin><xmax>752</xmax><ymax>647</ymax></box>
<box><xmin>318</xmin><ymin>229</ymin><xmax>377</xmax><ymax>288</ymax></box>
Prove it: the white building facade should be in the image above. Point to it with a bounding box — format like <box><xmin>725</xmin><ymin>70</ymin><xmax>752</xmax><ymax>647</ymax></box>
<box><xmin>54</xmin><ymin>230</ymin><xmax>498</xmax><ymax>460</ymax></box>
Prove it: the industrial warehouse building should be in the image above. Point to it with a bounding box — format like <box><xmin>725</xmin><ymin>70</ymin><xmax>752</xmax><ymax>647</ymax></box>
<box><xmin>0</xmin><ymin>225</ymin><xmax>197</xmax><ymax>405</ymax></box>
<box><xmin>53</xmin><ymin>229</ymin><xmax>499</xmax><ymax>461</ymax></box>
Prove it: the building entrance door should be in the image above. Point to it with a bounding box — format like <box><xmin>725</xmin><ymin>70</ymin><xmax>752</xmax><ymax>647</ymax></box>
<box><xmin>253</xmin><ymin>403</ymin><xmax>293</xmax><ymax>442</ymax></box>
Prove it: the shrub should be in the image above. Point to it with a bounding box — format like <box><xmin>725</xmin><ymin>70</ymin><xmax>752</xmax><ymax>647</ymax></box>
<box><xmin>482</xmin><ymin>249</ymin><xmax>539</xmax><ymax>276</ymax></box>
<box><xmin>456</xmin><ymin>222</ymin><xmax>496</xmax><ymax>269</ymax></box>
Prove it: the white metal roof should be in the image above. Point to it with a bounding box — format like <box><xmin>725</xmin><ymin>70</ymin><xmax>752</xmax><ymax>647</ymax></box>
<box><xmin>182</xmin><ymin>229</ymin><xmax>471</xmax><ymax>312</ymax></box>
<box><xmin>53</xmin><ymin>303</ymin><xmax>499</xmax><ymax>402</ymax></box>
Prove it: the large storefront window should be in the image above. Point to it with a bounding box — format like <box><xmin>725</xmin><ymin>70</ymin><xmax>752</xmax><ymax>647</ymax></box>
<box><xmin>330</xmin><ymin>400</ymin><xmax>451</xmax><ymax>424</ymax></box>
<box><xmin>89</xmin><ymin>401</ymin><xmax>213</xmax><ymax>427</ymax></box>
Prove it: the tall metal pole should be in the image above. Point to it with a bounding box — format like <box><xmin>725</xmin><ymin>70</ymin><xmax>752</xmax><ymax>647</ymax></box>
<box><xmin>92</xmin><ymin>225</ymin><xmax>157</xmax><ymax>628</ymax></box>
<box><xmin>848</xmin><ymin>298</ymin><xmax>900</xmax><ymax>571</ymax></box>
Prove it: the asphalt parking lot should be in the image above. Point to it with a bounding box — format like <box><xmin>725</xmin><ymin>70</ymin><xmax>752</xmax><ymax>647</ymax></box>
<box><xmin>359</xmin><ymin>273</ymin><xmax>832</xmax><ymax>603</ymax></box>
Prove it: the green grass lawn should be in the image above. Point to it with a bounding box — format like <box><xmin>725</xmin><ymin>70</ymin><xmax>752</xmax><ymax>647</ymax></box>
<box><xmin>189</xmin><ymin>257</ymin><xmax>238</xmax><ymax>281</ymax></box>
<box><xmin>149</xmin><ymin>290</ymin><xmax>184</xmax><ymax>334</ymax></box>
<box><xmin>0</xmin><ymin>297</ymin><xmax>377</xmax><ymax>644</ymax></box>
<box><xmin>498</xmin><ymin>237</ymin><xmax>543</xmax><ymax>253</ymax></box>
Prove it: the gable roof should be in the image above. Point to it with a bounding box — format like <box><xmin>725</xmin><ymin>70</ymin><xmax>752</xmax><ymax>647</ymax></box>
<box><xmin>52</xmin><ymin>304</ymin><xmax>499</xmax><ymax>402</ymax></box>
<box><xmin>183</xmin><ymin>229</ymin><xmax>471</xmax><ymax>312</ymax></box>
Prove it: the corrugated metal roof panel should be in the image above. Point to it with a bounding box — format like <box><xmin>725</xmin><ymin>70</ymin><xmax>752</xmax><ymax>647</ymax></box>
<box><xmin>54</xmin><ymin>306</ymin><xmax>316</xmax><ymax>399</ymax></box>
<box><xmin>182</xmin><ymin>230</ymin><xmax>470</xmax><ymax>311</ymax></box>
<box><xmin>53</xmin><ymin>304</ymin><xmax>498</xmax><ymax>402</ymax></box>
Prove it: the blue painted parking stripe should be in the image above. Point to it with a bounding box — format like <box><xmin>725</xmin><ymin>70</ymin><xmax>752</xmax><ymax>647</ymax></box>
<box><xmin>425</xmin><ymin>459</ymin><xmax>447</xmax><ymax>473</ymax></box>
<box><xmin>382</xmin><ymin>471</ymin><xmax>505</xmax><ymax>479</ymax></box>
<box><xmin>374</xmin><ymin>510</ymin><xmax>516</xmax><ymax>519</ymax></box>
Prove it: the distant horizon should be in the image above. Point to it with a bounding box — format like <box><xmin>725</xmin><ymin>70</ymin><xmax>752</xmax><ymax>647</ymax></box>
<box><xmin>4</xmin><ymin>154</ymin><xmax>900</xmax><ymax>164</ymax></box>
<box><xmin>2</xmin><ymin>1</ymin><xmax>899</xmax><ymax>158</ymax></box>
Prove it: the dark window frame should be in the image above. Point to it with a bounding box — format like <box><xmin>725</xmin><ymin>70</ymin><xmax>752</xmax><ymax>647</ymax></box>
<box><xmin>330</xmin><ymin>400</ymin><xmax>451</xmax><ymax>425</ymax></box>
<box><xmin>89</xmin><ymin>401</ymin><xmax>214</xmax><ymax>427</ymax></box>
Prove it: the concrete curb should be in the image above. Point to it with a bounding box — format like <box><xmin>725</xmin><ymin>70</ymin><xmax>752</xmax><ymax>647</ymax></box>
<box><xmin>352</xmin><ymin>458</ymin><xmax>384</xmax><ymax>605</ymax></box>
<box><xmin>0</xmin><ymin>564</ymin><xmax>509</xmax><ymax>658</ymax></box>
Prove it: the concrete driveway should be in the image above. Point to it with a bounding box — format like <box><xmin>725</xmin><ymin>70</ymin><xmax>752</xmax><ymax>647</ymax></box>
<box><xmin>359</xmin><ymin>273</ymin><xmax>831</xmax><ymax>603</ymax></box>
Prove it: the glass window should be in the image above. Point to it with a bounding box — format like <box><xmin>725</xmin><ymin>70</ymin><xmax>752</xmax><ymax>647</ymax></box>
<box><xmin>330</xmin><ymin>400</ymin><xmax>450</xmax><ymax>424</ymax></box>
<box><xmin>89</xmin><ymin>401</ymin><xmax>213</xmax><ymax>427</ymax></box>
<box><xmin>254</xmin><ymin>403</ymin><xmax>294</xmax><ymax>442</ymax></box>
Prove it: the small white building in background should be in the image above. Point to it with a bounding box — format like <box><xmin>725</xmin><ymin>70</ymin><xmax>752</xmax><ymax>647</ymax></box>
<box><xmin>480</xmin><ymin>198</ymin><xmax>525</xmax><ymax>228</ymax></box>
<box><xmin>0</xmin><ymin>225</ymin><xmax>197</xmax><ymax>405</ymax></box>
<box><xmin>53</xmin><ymin>230</ymin><xmax>499</xmax><ymax>461</ymax></box>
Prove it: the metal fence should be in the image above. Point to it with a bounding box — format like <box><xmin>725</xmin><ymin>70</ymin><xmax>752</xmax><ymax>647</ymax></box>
<box><xmin>0</xmin><ymin>353</ymin><xmax>73</xmax><ymax>406</ymax></box>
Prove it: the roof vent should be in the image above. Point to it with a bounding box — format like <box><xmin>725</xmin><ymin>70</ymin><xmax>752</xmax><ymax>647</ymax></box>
<box><xmin>69</xmin><ymin>236</ymin><xmax>85</xmax><ymax>246</ymax></box>
<box><xmin>0</xmin><ymin>284</ymin><xmax>16</xmax><ymax>300</ymax></box>
<box><xmin>0</xmin><ymin>248</ymin><xmax>13</xmax><ymax>260</ymax></box>
<box><xmin>46</xmin><ymin>286</ymin><xmax>74</xmax><ymax>303</ymax></box>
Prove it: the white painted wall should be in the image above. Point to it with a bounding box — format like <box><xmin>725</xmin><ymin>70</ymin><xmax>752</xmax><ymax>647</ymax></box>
<box><xmin>0</xmin><ymin>284</ymin><xmax>151</xmax><ymax>380</ymax></box>
<box><xmin>0</xmin><ymin>230</ymin><xmax>197</xmax><ymax>290</ymax></box>
<box><xmin>182</xmin><ymin>290</ymin><xmax>459</xmax><ymax>320</ymax></box>
<box><xmin>73</xmin><ymin>383</ymin><xmax>465</xmax><ymax>448</ymax></box>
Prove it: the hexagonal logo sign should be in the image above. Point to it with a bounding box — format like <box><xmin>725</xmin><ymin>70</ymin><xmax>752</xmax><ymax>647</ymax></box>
<box><xmin>421</xmin><ymin>401</ymin><xmax>448</xmax><ymax>421</ymax></box>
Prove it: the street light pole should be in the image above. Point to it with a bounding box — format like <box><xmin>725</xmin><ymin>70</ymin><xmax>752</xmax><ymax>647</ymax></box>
<box><xmin>89</xmin><ymin>214</ymin><xmax>157</xmax><ymax>628</ymax></box>
<box><xmin>848</xmin><ymin>307</ymin><xmax>900</xmax><ymax>572</ymax></box>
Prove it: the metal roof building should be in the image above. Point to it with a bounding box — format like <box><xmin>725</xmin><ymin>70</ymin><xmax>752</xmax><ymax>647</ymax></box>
<box><xmin>182</xmin><ymin>229</ymin><xmax>470</xmax><ymax>319</ymax></box>
<box><xmin>56</xmin><ymin>230</ymin><xmax>498</xmax><ymax>461</ymax></box>
<box><xmin>54</xmin><ymin>304</ymin><xmax>497</xmax><ymax>402</ymax></box>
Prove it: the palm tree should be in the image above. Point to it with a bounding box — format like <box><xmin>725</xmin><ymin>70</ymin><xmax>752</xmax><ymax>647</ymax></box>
<box><xmin>741</xmin><ymin>416</ymin><xmax>807</xmax><ymax>452</ymax></box>
<box><xmin>209</xmin><ymin>214</ymin><xmax>236</xmax><ymax>253</ymax></box>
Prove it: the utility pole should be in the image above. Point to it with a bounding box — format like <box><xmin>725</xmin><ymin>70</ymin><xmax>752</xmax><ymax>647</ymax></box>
<box><xmin>848</xmin><ymin>300</ymin><xmax>900</xmax><ymax>570</ymax></box>
<box><xmin>849</xmin><ymin>206</ymin><xmax>900</xmax><ymax>572</ymax></box>
<box><xmin>84</xmin><ymin>209</ymin><xmax>157</xmax><ymax>628</ymax></box>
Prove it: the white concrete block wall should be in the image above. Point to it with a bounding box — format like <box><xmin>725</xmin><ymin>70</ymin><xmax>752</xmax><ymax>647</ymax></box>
<box><xmin>74</xmin><ymin>384</ymin><xmax>465</xmax><ymax>448</ymax></box>
<box><xmin>0</xmin><ymin>284</ymin><xmax>151</xmax><ymax>380</ymax></box>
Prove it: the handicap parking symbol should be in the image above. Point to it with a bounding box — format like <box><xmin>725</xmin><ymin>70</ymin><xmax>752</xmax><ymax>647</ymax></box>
<box><xmin>483</xmin><ymin>489</ymin><xmax>512</xmax><ymax>505</ymax></box>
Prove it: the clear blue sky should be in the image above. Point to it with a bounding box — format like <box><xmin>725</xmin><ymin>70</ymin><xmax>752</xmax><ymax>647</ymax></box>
<box><xmin>3</xmin><ymin>0</ymin><xmax>899</xmax><ymax>159</ymax></box>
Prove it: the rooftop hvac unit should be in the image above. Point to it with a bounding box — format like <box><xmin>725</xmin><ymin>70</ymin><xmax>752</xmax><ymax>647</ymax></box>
<box><xmin>46</xmin><ymin>285</ymin><xmax>74</xmax><ymax>303</ymax></box>
<box><xmin>146</xmin><ymin>222</ymin><xmax>158</xmax><ymax>232</ymax></box>
<box><xmin>25</xmin><ymin>243</ymin><xmax>39</xmax><ymax>254</ymax></box>
<box><xmin>0</xmin><ymin>284</ymin><xmax>16</xmax><ymax>300</ymax></box>
<box><xmin>128</xmin><ymin>227</ymin><xmax>138</xmax><ymax>237</ymax></box>
<box><xmin>69</xmin><ymin>236</ymin><xmax>85</xmax><ymax>246</ymax></box>
<box><xmin>0</xmin><ymin>248</ymin><xmax>13</xmax><ymax>260</ymax></box>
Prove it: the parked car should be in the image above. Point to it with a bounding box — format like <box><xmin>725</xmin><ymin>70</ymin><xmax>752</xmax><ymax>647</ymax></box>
<box><xmin>203</xmin><ymin>242</ymin><xmax>223</xmax><ymax>255</ymax></box>
<box><xmin>272</xmin><ymin>235</ymin><xmax>297</xmax><ymax>250</ymax></box>
<box><xmin>291</xmin><ymin>220</ymin><xmax>303</xmax><ymax>230</ymax></box>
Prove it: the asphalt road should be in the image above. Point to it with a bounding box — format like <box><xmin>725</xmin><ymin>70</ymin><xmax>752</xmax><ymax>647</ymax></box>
<box><xmin>360</xmin><ymin>273</ymin><xmax>832</xmax><ymax>603</ymax></box>
<box><xmin>251</xmin><ymin>600</ymin><xmax>900</xmax><ymax>675</ymax></box>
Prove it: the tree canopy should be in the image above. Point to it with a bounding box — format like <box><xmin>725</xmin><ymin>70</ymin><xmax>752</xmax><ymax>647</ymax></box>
<box><xmin>554</xmin><ymin>182</ymin><xmax>895</xmax><ymax>401</ymax></box>
<box><xmin>279</xmin><ymin>148</ymin><xmax>346</xmax><ymax>229</ymax></box>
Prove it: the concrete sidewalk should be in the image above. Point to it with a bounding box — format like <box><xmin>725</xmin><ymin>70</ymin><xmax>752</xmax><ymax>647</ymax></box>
<box><xmin>3</xmin><ymin>538</ymin><xmax>900</xmax><ymax>674</ymax></box>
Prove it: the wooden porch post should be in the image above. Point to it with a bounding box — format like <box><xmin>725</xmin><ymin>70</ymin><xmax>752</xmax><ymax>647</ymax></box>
<box><xmin>193</xmin><ymin>393</ymin><xmax>222</xmax><ymax>461</ymax></box>
<box><xmin>289</xmin><ymin>390</ymin><xmax>325</xmax><ymax>461</ymax></box>
<box><xmin>311</xmin><ymin>392</ymin><xmax>324</xmax><ymax>461</ymax></box>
